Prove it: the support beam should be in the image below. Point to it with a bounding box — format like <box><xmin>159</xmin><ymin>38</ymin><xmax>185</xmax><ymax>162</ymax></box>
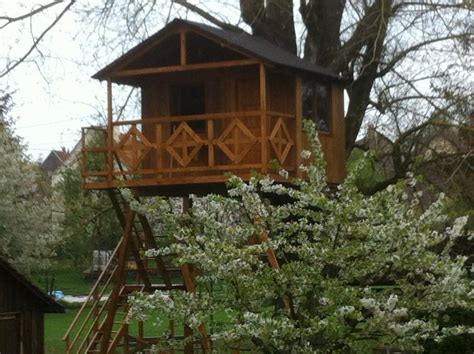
<box><xmin>295</xmin><ymin>76</ymin><xmax>303</xmax><ymax>178</ymax></box>
<box><xmin>107</xmin><ymin>190</ymin><xmax>153</xmax><ymax>290</ymax></box>
<box><xmin>113</xmin><ymin>59</ymin><xmax>259</xmax><ymax>78</ymax></box>
<box><xmin>181</xmin><ymin>197</ymin><xmax>211</xmax><ymax>353</ymax></box>
<box><xmin>260</xmin><ymin>64</ymin><xmax>268</xmax><ymax>173</ymax></box>
<box><xmin>99</xmin><ymin>209</ymin><xmax>135</xmax><ymax>353</ymax></box>
<box><xmin>129</xmin><ymin>234</ymin><xmax>153</xmax><ymax>291</ymax></box>
<box><xmin>137</xmin><ymin>214</ymin><xmax>174</xmax><ymax>289</ymax></box>
<box><xmin>180</xmin><ymin>30</ymin><xmax>187</xmax><ymax>65</ymax></box>
<box><xmin>106</xmin><ymin>80</ymin><xmax>113</xmax><ymax>186</ymax></box>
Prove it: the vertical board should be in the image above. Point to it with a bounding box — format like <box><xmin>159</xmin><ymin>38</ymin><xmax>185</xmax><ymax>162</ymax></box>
<box><xmin>0</xmin><ymin>313</ymin><xmax>20</xmax><ymax>354</ymax></box>
<box><xmin>318</xmin><ymin>83</ymin><xmax>346</xmax><ymax>183</ymax></box>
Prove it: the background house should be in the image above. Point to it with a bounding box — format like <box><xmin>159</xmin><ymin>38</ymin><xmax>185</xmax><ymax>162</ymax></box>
<box><xmin>40</xmin><ymin>148</ymin><xmax>70</xmax><ymax>185</ymax></box>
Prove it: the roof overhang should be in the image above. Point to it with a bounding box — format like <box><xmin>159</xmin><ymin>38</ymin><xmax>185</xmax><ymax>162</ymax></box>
<box><xmin>92</xmin><ymin>19</ymin><xmax>344</xmax><ymax>84</ymax></box>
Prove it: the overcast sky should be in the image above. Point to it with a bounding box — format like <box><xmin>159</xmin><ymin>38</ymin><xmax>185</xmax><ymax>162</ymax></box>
<box><xmin>2</xmin><ymin>2</ymin><xmax>470</xmax><ymax>161</ymax></box>
<box><xmin>1</xmin><ymin>1</ymin><xmax>102</xmax><ymax>160</ymax></box>
<box><xmin>1</xmin><ymin>1</ymin><xmax>238</xmax><ymax>161</ymax></box>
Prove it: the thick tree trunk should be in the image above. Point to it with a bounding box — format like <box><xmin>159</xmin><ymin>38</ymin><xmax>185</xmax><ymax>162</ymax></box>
<box><xmin>343</xmin><ymin>0</ymin><xmax>393</xmax><ymax>153</ymax></box>
<box><xmin>240</xmin><ymin>0</ymin><xmax>297</xmax><ymax>54</ymax></box>
<box><xmin>239</xmin><ymin>0</ymin><xmax>395</xmax><ymax>154</ymax></box>
<box><xmin>300</xmin><ymin>0</ymin><xmax>346</xmax><ymax>67</ymax></box>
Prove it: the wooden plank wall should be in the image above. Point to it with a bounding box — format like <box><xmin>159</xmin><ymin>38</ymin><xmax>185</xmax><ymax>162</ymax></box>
<box><xmin>0</xmin><ymin>270</ymin><xmax>46</xmax><ymax>354</ymax></box>
<box><xmin>137</xmin><ymin>66</ymin><xmax>345</xmax><ymax>185</ymax></box>
<box><xmin>140</xmin><ymin>67</ymin><xmax>261</xmax><ymax>173</ymax></box>
<box><xmin>318</xmin><ymin>83</ymin><xmax>346</xmax><ymax>184</ymax></box>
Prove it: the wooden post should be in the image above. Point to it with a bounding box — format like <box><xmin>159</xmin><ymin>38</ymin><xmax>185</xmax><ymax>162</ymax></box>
<box><xmin>180</xmin><ymin>31</ymin><xmax>187</xmax><ymax>65</ymax></box>
<box><xmin>181</xmin><ymin>196</ymin><xmax>211</xmax><ymax>354</ymax></box>
<box><xmin>92</xmin><ymin>288</ymin><xmax>99</xmax><ymax>332</ymax></box>
<box><xmin>182</xmin><ymin>196</ymin><xmax>194</xmax><ymax>354</ymax></box>
<box><xmin>107</xmin><ymin>79</ymin><xmax>113</xmax><ymax>187</ymax></box>
<box><xmin>260</xmin><ymin>64</ymin><xmax>268</xmax><ymax>173</ymax></box>
<box><xmin>156</xmin><ymin>123</ymin><xmax>163</xmax><ymax>172</ymax></box>
<box><xmin>208</xmin><ymin>119</ymin><xmax>215</xmax><ymax>167</ymax></box>
<box><xmin>81</xmin><ymin>128</ymin><xmax>86</xmax><ymax>189</ymax></box>
<box><xmin>295</xmin><ymin>76</ymin><xmax>303</xmax><ymax>178</ymax></box>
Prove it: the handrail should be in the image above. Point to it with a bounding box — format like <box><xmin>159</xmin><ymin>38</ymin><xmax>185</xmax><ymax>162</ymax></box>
<box><xmin>78</xmin><ymin>288</ymin><xmax>117</xmax><ymax>353</ymax></box>
<box><xmin>68</xmin><ymin>265</ymin><xmax>117</xmax><ymax>352</ymax></box>
<box><xmin>112</xmin><ymin>110</ymin><xmax>262</xmax><ymax>126</ymax></box>
<box><xmin>81</xmin><ymin>110</ymin><xmax>298</xmax><ymax>189</ymax></box>
<box><xmin>107</xmin><ymin>323</ymin><xmax>128</xmax><ymax>352</ymax></box>
<box><xmin>63</xmin><ymin>237</ymin><xmax>124</xmax><ymax>349</ymax></box>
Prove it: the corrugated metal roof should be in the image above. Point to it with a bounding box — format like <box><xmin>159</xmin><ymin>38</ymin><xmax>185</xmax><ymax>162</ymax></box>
<box><xmin>93</xmin><ymin>18</ymin><xmax>341</xmax><ymax>81</ymax></box>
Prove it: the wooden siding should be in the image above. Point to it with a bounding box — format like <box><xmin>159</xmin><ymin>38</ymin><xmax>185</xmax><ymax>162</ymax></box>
<box><xmin>317</xmin><ymin>82</ymin><xmax>346</xmax><ymax>183</ymax></box>
<box><xmin>82</xmin><ymin>64</ymin><xmax>346</xmax><ymax>192</ymax></box>
<box><xmin>0</xmin><ymin>269</ymin><xmax>46</xmax><ymax>354</ymax></box>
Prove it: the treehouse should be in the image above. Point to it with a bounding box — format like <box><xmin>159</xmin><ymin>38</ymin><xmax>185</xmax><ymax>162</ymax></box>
<box><xmin>82</xmin><ymin>18</ymin><xmax>346</xmax><ymax>195</ymax></box>
<box><xmin>65</xmin><ymin>19</ymin><xmax>347</xmax><ymax>354</ymax></box>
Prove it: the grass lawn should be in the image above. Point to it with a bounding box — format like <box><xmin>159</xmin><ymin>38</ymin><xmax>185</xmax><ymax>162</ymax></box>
<box><xmin>45</xmin><ymin>305</ymin><xmax>237</xmax><ymax>353</ymax></box>
<box><xmin>32</xmin><ymin>261</ymin><xmax>94</xmax><ymax>296</ymax></box>
<box><xmin>45</xmin><ymin>308</ymin><xmax>79</xmax><ymax>354</ymax></box>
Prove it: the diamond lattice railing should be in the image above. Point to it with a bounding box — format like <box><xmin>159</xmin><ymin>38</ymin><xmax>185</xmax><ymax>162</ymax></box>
<box><xmin>165</xmin><ymin>122</ymin><xmax>204</xmax><ymax>167</ymax></box>
<box><xmin>269</xmin><ymin>118</ymin><xmax>294</xmax><ymax>164</ymax></box>
<box><xmin>116</xmin><ymin>126</ymin><xmax>153</xmax><ymax>170</ymax></box>
<box><xmin>216</xmin><ymin>119</ymin><xmax>257</xmax><ymax>164</ymax></box>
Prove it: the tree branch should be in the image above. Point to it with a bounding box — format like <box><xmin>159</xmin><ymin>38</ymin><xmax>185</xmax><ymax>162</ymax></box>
<box><xmin>172</xmin><ymin>0</ymin><xmax>245</xmax><ymax>33</ymax></box>
<box><xmin>376</xmin><ymin>33</ymin><xmax>469</xmax><ymax>77</ymax></box>
<box><xmin>330</xmin><ymin>0</ymin><xmax>393</xmax><ymax>73</ymax></box>
<box><xmin>0</xmin><ymin>0</ymin><xmax>76</xmax><ymax>78</ymax></box>
<box><xmin>0</xmin><ymin>0</ymin><xmax>65</xmax><ymax>30</ymax></box>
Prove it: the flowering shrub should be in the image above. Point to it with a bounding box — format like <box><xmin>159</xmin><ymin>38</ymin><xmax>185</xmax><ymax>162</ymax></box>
<box><xmin>0</xmin><ymin>116</ymin><xmax>60</xmax><ymax>273</ymax></box>
<box><xmin>127</xmin><ymin>121</ymin><xmax>473</xmax><ymax>352</ymax></box>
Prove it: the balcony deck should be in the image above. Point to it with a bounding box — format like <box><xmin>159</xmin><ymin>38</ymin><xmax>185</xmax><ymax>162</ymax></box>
<box><xmin>82</xmin><ymin>110</ymin><xmax>300</xmax><ymax>195</ymax></box>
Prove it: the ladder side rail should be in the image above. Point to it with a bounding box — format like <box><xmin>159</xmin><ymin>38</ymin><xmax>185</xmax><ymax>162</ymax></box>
<box><xmin>63</xmin><ymin>238</ymin><xmax>123</xmax><ymax>351</ymax></box>
<box><xmin>137</xmin><ymin>213</ymin><xmax>174</xmax><ymax>289</ymax></box>
<box><xmin>72</xmin><ymin>265</ymin><xmax>118</xmax><ymax>353</ymax></box>
<box><xmin>99</xmin><ymin>209</ymin><xmax>136</xmax><ymax>353</ymax></box>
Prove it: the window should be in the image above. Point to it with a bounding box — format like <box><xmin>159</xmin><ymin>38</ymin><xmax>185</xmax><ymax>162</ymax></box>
<box><xmin>302</xmin><ymin>79</ymin><xmax>331</xmax><ymax>132</ymax></box>
<box><xmin>170</xmin><ymin>84</ymin><xmax>206</xmax><ymax>132</ymax></box>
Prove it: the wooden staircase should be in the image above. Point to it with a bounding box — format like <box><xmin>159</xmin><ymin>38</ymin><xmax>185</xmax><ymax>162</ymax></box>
<box><xmin>63</xmin><ymin>190</ymin><xmax>211</xmax><ymax>353</ymax></box>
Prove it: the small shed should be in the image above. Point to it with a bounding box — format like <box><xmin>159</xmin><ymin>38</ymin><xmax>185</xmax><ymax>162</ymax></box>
<box><xmin>0</xmin><ymin>257</ymin><xmax>64</xmax><ymax>354</ymax></box>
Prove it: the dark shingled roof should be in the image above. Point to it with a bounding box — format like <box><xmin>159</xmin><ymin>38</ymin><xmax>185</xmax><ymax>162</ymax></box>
<box><xmin>93</xmin><ymin>18</ymin><xmax>342</xmax><ymax>81</ymax></box>
<box><xmin>0</xmin><ymin>256</ymin><xmax>65</xmax><ymax>313</ymax></box>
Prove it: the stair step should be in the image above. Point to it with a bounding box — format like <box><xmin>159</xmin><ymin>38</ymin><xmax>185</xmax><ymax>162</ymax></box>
<box><xmin>151</xmin><ymin>283</ymin><xmax>186</xmax><ymax>290</ymax></box>
<box><xmin>119</xmin><ymin>284</ymin><xmax>145</xmax><ymax>296</ymax></box>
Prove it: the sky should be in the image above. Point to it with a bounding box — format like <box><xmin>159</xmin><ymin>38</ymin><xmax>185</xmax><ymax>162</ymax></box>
<box><xmin>1</xmin><ymin>1</ymin><xmax>237</xmax><ymax>161</ymax></box>
<box><xmin>1</xmin><ymin>1</ymin><xmax>105</xmax><ymax>160</ymax></box>
<box><xmin>1</xmin><ymin>1</ymin><xmax>470</xmax><ymax>161</ymax></box>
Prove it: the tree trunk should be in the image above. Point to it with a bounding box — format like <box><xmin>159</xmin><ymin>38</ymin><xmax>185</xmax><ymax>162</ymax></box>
<box><xmin>300</xmin><ymin>0</ymin><xmax>346</xmax><ymax>67</ymax></box>
<box><xmin>240</xmin><ymin>0</ymin><xmax>297</xmax><ymax>54</ymax></box>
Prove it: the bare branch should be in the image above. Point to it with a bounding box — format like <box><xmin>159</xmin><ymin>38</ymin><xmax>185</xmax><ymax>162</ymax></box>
<box><xmin>172</xmin><ymin>0</ymin><xmax>245</xmax><ymax>33</ymax></box>
<box><xmin>0</xmin><ymin>0</ymin><xmax>65</xmax><ymax>30</ymax></box>
<box><xmin>377</xmin><ymin>33</ymin><xmax>469</xmax><ymax>77</ymax></box>
<box><xmin>0</xmin><ymin>0</ymin><xmax>76</xmax><ymax>78</ymax></box>
<box><xmin>331</xmin><ymin>0</ymin><xmax>394</xmax><ymax>73</ymax></box>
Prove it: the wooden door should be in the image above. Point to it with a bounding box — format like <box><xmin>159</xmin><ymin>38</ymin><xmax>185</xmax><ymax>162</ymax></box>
<box><xmin>0</xmin><ymin>312</ymin><xmax>21</xmax><ymax>354</ymax></box>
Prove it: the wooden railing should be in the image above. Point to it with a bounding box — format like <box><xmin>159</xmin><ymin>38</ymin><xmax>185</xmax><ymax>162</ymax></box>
<box><xmin>62</xmin><ymin>238</ymin><xmax>122</xmax><ymax>353</ymax></box>
<box><xmin>82</xmin><ymin>110</ymin><xmax>297</xmax><ymax>189</ymax></box>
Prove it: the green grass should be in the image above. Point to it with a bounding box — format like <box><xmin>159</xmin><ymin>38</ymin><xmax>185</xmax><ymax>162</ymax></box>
<box><xmin>45</xmin><ymin>308</ymin><xmax>79</xmax><ymax>354</ymax></box>
<box><xmin>32</xmin><ymin>262</ymin><xmax>95</xmax><ymax>296</ymax></box>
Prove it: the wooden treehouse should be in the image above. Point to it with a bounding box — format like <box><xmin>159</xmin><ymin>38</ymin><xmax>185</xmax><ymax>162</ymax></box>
<box><xmin>64</xmin><ymin>19</ymin><xmax>346</xmax><ymax>353</ymax></box>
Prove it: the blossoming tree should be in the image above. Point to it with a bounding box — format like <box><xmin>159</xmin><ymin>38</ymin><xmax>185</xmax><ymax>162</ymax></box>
<box><xmin>0</xmin><ymin>92</ymin><xmax>60</xmax><ymax>273</ymax></box>
<box><xmin>127</xmin><ymin>122</ymin><xmax>472</xmax><ymax>352</ymax></box>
